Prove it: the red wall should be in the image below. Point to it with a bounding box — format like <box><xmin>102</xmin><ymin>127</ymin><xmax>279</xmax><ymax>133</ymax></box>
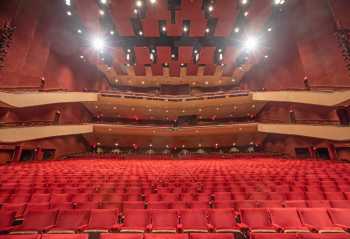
<box><xmin>0</xmin><ymin>0</ymin><xmax>110</xmax><ymax>91</ymax></box>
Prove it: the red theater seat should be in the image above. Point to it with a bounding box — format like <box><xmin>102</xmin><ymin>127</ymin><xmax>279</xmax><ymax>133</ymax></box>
<box><xmin>101</xmin><ymin>202</ymin><xmax>123</xmax><ymax>210</ymax></box>
<box><xmin>298</xmin><ymin>208</ymin><xmax>345</xmax><ymax>233</ymax></box>
<box><xmin>239</xmin><ymin>208</ymin><xmax>277</xmax><ymax>232</ymax></box>
<box><xmin>84</xmin><ymin>209</ymin><xmax>119</xmax><ymax>232</ymax></box>
<box><xmin>100</xmin><ymin>234</ymin><xmax>144</xmax><ymax>239</ymax></box>
<box><xmin>0</xmin><ymin>235</ymin><xmax>40</xmax><ymax>239</ymax></box>
<box><xmin>214</xmin><ymin>200</ymin><xmax>235</xmax><ymax>209</ymax></box>
<box><xmin>298</xmin><ymin>233</ymin><xmax>350</xmax><ymax>239</ymax></box>
<box><xmin>330</xmin><ymin>200</ymin><xmax>350</xmax><ymax>208</ymax></box>
<box><xmin>147</xmin><ymin>202</ymin><xmax>170</xmax><ymax>209</ymax></box>
<box><xmin>48</xmin><ymin>209</ymin><xmax>90</xmax><ymax>233</ymax></box>
<box><xmin>327</xmin><ymin>208</ymin><xmax>350</xmax><ymax>230</ymax></box>
<box><xmin>324</xmin><ymin>192</ymin><xmax>345</xmax><ymax>200</ymax></box>
<box><xmin>269</xmin><ymin>208</ymin><xmax>310</xmax><ymax>233</ymax></box>
<box><xmin>179</xmin><ymin>209</ymin><xmax>210</xmax><ymax>232</ymax></box>
<box><xmin>13</xmin><ymin>210</ymin><xmax>57</xmax><ymax>233</ymax></box>
<box><xmin>0</xmin><ymin>203</ymin><xmax>26</xmax><ymax>218</ymax></box>
<box><xmin>30</xmin><ymin>194</ymin><xmax>50</xmax><ymax>203</ymax></box>
<box><xmin>145</xmin><ymin>234</ymin><xmax>189</xmax><ymax>239</ymax></box>
<box><xmin>123</xmin><ymin>201</ymin><xmax>145</xmax><ymax>210</ymax></box>
<box><xmin>0</xmin><ymin>211</ymin><xmax>15</xmax><ymax>232</ymax></box>
<box><xmin>234</xmin><ymin>200</ymin><xmax>257</xmax><ymax>210</ymax></box>
<box><xmin>190</xmin><ymin>233</ymin><xmax>235</xmax><ymax>239</ymax></box>
<box><xmin>284</xmin><ymin>200</ymin><xmax>308</xmax><ymax>208</ymax></box>
<box><xmin>257</xmin><ymin>200</ymin><xmax>283</xmax><ymax>208</ymax></box>
<box><xmin>208</xmin><ymin>209</ymin><xmax>240</xmax><ymax>233</ymax></box>
<box><xmin>149</xmin><ymin>209</ymin><xmax>179</xmax><ymax>232</ymax></box>
<box><xmin>250</xmin><ymin>233</ymin><xmax>298</xmax><ymax>239</ymax></box>
<box><xmin>307</xmin><ymin>200</ymin><xmax>331</xmax><ymax>208</ymax></box>
<box><xmin>213</xmin><ymin>192</ymin><xmax>232</xmax><ymax>201</ymax></box>
<box><xmin>119</xmin><ymin>209</ymin><xmax>150</xmax><ymax>232</ymax></box>
<box><xmin>41</xmin><ymin>235</ymin><xmax>89</xmax><ymax>239</ymax></box>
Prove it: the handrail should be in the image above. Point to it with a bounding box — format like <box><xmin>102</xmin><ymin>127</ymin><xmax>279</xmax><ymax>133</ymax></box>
<box><xmin>0</xmin><ymin>119</ymin><xmax>347</xmax><ymax>129</ymax></box>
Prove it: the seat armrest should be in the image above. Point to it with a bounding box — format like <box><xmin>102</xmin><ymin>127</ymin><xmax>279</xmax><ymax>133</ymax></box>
<box><xmin>78</xmin><ymin>224</ymin><xmax>88</xmax><ymax>231</ymax></box>
<box><xmin>303</xmin><ymin>223</ymin><xmax>317</xmax><ymax>232</ymax></box>
<box><xmin>111</xmin><ymin>224</ymin><xmax>122</xmax><ymax>232</ymax></box>
<box><xmin>146</xmin><ymin>224</ymin><xmax>152</xmax><ymax>232</ymax></box>
<box><xmin>43</xmin><ymin>225</ymin><xmax>55</xmax><ymax>232</ymax></box>
<box><xmin>272</xmin><ymin>223</ymin><xmax>282</xmax><ymax>231</ymax></box>
<box><xmin>237</xmin><ymin>223</ymin><xmax>249</xmax><ymax>229</ymax></box>
<box><xmin>207</xmin><ymin>223</ymin><xmax>214</xmax><ymax>232</ymax></box>
<box><xmin>333</xmin><ymin>223</ymin><xmax>349</xmax><ymax>230</ymax></box>
<box><xmin>178</xmin><ymin>223</ymin><xmax>183</xmax><ymax>232</ymax></box>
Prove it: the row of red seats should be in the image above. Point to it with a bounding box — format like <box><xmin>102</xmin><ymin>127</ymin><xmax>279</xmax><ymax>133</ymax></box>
<box><xmin>1</xmin><ymin>192</ymin><xmax>350</xmax><ymax>204</ymax></box>
<box><xmin>2</xmin><ymin>185</ymin><xmax>350</xmax><ymax>193</ymax></box>
<box><xmin>1</xmin><ymin>200</ymin><xmax>350</xmax><ymax>219</ymax></box>
<box><xmin>2</xmin><ymin>233</ymin><xmax>350</xmax><ymax>239</ymax></box>
<box><xmin>1</xmin><ymin>208</ymin><xmax>349</xmax><ymax>234</ymax></box>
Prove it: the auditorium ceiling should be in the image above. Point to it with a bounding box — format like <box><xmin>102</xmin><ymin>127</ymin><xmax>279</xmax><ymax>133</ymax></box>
<box><xmin>64</xmin><ymin>0</ymin><xmax>284</xmax><ymax>89</ymax></box>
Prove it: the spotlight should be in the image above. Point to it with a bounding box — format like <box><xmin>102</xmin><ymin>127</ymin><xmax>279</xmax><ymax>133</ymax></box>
<box><xmin>65</xmin><ymin>0</ymin><xmax>71</xmax><ymax>6</ymax></box>
<box><xmin>205</xmin><ymin>28</ymin><xmax>210</xmax><ymax>33</ymax></box>
<box><xmin>234</xmin><ymin>27</ymin><xmax>240</xmax><ymax>33</ymax></box>
<box><xmin>208</xmin><ymin>5</ymin><xmax>214</xmax><ymax>12</ymax></box>
<box><xmin>110</xmin><ymin>30</ymin><xmax>115</xmax><ymax>35</ymax></box>
<box><xmin>241</xmin><ymin>0</ymin><xmax>248</xmax><ymax>5</ymax></box>
<box><xmin>243</xmin><ymin>36</ymin><xmax>258</xmax><ymax>52</ymax></box>
<box><xmin>77</xmin><ymin>29</ymin><xmax>82</xmax><ymax>34</ymax></box>
<box><xmin>183</xmin><ymin>26</ymin><xmax>188</xmax><ymax>32</ymax></box>
<box><xmin>136</xmin><ymin>0</ymin><xmax>143</xmax><ymax>7</ymax></box>
<box><xmin>150</xmin><ymin>0</ymin><xmax>156</xmax><ymax>4</ymax></box>
<box><xmin>91</xmin><ymin>37</ymin><xmax>105</xmax><ymax>51</ymax></box>
<box><xmin>138</xmin><ymin>30</ymin><xmax>143</xmax><ymax>36</ymax></box>
<box><xmin>267</xmin><ymin>27</ymin><xmax>272</xmax><ymax>32</ymax></box>
<box><xmin>244</xmin><ymin>11</ymin><xmax>249</xmax><ymax>17</ymax></box>
<box><xmin>100</xmin><ymin>0</ymin><xmax>107</xmax><ymax>4</ymax></box>
<box><xmin>66</xmin><ymin>11</ymin><xmax>72</xmax><ymax>16</ymax></box>
<box><xmin>99</xmin><ymin>9</ymin><xmax>105</xmax><ymax>15</ymax></box>
<box><xmin>274</xmin><ymin>0</ymin><xmax>286</xmax><ymax>4</ymax></box>
<box><xmin>161</xmin><ymin>26</ymin><xmax>167</xmax><ymax>32</ymax></box>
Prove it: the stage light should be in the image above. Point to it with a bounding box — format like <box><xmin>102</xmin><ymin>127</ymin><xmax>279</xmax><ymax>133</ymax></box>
<box><xmin>274</xmin><ymin>0</ymin><xmax>285</xmax><ymax>5</ymax></box>
<box><xmin>205</xmin><ymin>28</ymin><xmax>210</xmax><ymax>33</ymax></box>
<box><xmin>100</xmin><ymin>0</ymin><xmax>107</xmax><ymax>4</ymax></box>
<box><xmin>99</xmin><ymin>9</ymin><xmax>105</xmax><ymax>16</ymax></box>
<box><xmin>208</xmin><ymin>5</ymin><xmax>214</xmax><ymax>12</ymax></box>
<box><xmin>241</xmin><ymin>0</ymin><xmax>248</xmax><ymax>5</ymax></box>
<box><xmin>110</xmin><ymin>30</ymin><xmax>114</xmax><ymax>35</ymax></box>
<box><xmin>138</xmin><ymin>30</ymin><xmax>143</xmax><ymax>36</ymax></box>
<box><xmin>244</xmin><ymin>11</ymin><xmax>249</xmax><ymax>17</ymax></box>
<box><xmin>234</xmin><ymin>27</ymin><xmax>240</xmax><ymax>33</ymax></box>
<box><xmin>162</xmin><ymin>26</ymin><xmax>166</xmax><ymax>32</ymax></box>
<box><xmin>183</xmin><ymin>26</ymin><xmax>188</xmax><ymax>32</ymax></box>
<box><xmin>136</xmin><ymin>0</ymin><xmax>142</xmax><ymax>7</ymax></box>
<box><xmin>66</xmin><ymin>11</ymin><xmax>72</xmax><ymax>16</ymax></box>
<box><xmin>267</xmin><ymin>27</ymin><xmax>272</xmax><ymax>32</ymax></box>
<box><xmin>80</xmin><ymin>55</ymin><xmax>84</xmax><ymax>59</ymax></box>
<box><xmin>91</xmin><ymin>37</ymin><xmax>105</xmax><ymax>51</ymax></box>
<box><xmin>65</xmin><ymin>0</ymin><xmax>71</xmax><ymax>6</ymax></box>
<box><xmin>150</xmin><ymin>0</ymin><xmax>156</xmax><ymax>4</ymax></box>
<box><xmin>77</xmin><ymin>29</ymin><xmax>82</xmax><ymax>34</ymax></box>
<box><xmin>243</xmin><ymin>36</ymin><xmax>258</xmax><ymax>52</ymax></box>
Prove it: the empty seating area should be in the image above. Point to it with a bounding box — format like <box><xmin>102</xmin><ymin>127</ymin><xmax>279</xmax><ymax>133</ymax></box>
<box><xmin>1</xmin><ymin>158</ymin><xmax>350</xmax><ymax>239</ymax></box>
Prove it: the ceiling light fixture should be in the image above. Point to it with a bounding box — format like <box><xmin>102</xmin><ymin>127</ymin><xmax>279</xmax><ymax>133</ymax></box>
<box><xmin>91</xmin><ymin>36</ymin><xmax>105</xmax><ymax>51</ymax></box>
<box><xmin>241</xmin><ymin>0</ymin><xmax>248</xmax><ymax>5</ymax></box>
<box><xmin>244</xmin><ymin>11</ymin><xmax>249</xmax><ymax>17</ymax></box>
<box><xmin>66</xmin><ymin>11</ymin><xmax>72</xmax><ymax>16</ymax></box>
<box><xmin>150</xmin><ymin>0</ymin><xmax>157</xmax><ymax>4</ymax></box>
<box><xmin>234</xmin><ymin>27</ymin><xmax>240</xmax><ymax>33</ymax></box>
<box><xmin>208</xmin><ymin>5</ymin><xmax>214</xmax><ymax>12</ymax></box>
<box><xmin>136</xmin><ymin>0</ymin><xmax>143</xmax><ymax>7</ymax></box>
<box><xmin>110</xmin><ymin>30</ymin><xmax>115</xmax><ymax>35</ymax></box>
<box><xmin>65</xmin><ymin>0</ymin><xmax>71</xmax><ymax>6</ymax></box>
<box><xmin>243</xmin><ymin>36</ymin><xmax>259</xmax><ymax>52</ymax></box>
<box><xmin>99</xmin><ymin>9</ymin><xmax>105</xmax><ymax>16</ymax></box>
<box><xmin>77</xmin><ymin>29</ymin><xmax>82</xmax><ymax>34</ymax></box>
<box><xmin>100</xmin><ymin>0</ymin><xmax>107</xmax><ymax>4</ymax></box>
<box><xmin>161</xmin><ymin>26</ymin><xmax>167</xmax><ymax>32</ymax></box>
<box><xmin>183</xmin><ymin>26</ymin><xmax>188</xmax><ymax>32</ymax></box>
